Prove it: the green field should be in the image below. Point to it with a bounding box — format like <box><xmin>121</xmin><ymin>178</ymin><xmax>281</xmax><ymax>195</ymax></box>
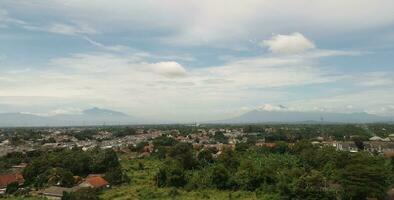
<box><xmin>100</xmin><ymin>155</ymin><xmax>275</xmax><ymax>200</ymax></box>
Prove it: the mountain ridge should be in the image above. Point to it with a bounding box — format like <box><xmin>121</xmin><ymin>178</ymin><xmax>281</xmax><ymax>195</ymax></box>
<box><xmin>214</xmin><ymin>109</ymin><xmax>392</xmax><ymax>124</ymax></box>
<box><xmin>0</xmin><ymin>108</ymin><xmax>142</xmax><ymax>127</ymax></box>
<box><xmin>0</xmin><ymin>108</ymin><xmax>392</xmax><ymax>127</ymax></box>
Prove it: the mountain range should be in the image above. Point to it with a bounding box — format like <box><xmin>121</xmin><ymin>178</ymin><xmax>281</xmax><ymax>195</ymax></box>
<box><xmin>217</xmin><ymin>109</ymin><xmax>392</xmax><ymax>124</ymax></box>
<box><xmin>0</xmin><ymin>107</ymin><xmax>143</xmax><ymax>127</ymax></box>
<box><xmin>0</xmin><ymin>107</ymin><xmax>392</xmax><ymax>127</ymax></box>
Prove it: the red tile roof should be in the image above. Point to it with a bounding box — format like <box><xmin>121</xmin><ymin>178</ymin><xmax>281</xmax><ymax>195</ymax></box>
<box><xmin>84</xmin><ymin>176</ymin><xmax>109</xmax><ymax>188</ymax></box>
<box><xmin>0</xmin><ymin>173</ymin><xmax>24</xmax><ymax>188</ymax></box>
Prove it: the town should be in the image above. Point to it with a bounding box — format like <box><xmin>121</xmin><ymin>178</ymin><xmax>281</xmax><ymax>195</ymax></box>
<box><xmin>1</xmin><ymin>123</ymin><xmax>394</xmax><ymax>199</ymax></box>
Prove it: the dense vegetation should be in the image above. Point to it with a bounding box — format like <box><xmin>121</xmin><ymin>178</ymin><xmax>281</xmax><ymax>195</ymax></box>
<box><xmin>22</xmin><ymin>148</ymin><xmax>129</xmax><ymax>188</ymax></box>
<box><xmin>150</xmin><ymin>138</ymin><xmax>392</xmax><ymax>200</ymax></box>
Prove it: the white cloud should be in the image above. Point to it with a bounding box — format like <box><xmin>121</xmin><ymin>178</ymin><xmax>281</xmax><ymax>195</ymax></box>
<box><xmin>258</xmin><ymin>104</ymin><xmax>288</xmax><ymax>112</ymax></box>
<box><xmin>3</xmin><ymin>0</ymin><xmax>394</xmax><ymax>45</ymax></box>
<box><xmin>286</xmin><ymin>89</ymin><xmax>394</xmax><ymax>116</ymax></box>
<box><xmin>22</xmin><ymin>22</ymin><xmax>97</xmax><ymax>36</ymax></box>
<box><xmin>204</xmin><ymin>54</ymin><xmax>340</xmax><ymax>89</ymax></box>
<box><xmin>0</xmin><ymin>55</ymin><xmax>392</xmax><ymax>120</ymax></box>
<box><xmin>83</xmin><ymin>36</ymin><xmax>129</xmax><ymax>52</ymax></box>
<box><xmin>0</xmin><ymin>7</ymin><xmax>26</xmax><ymax>27</ymax></box>
<box><xmin>353</xmin><ymin>72</ymin><xmax>394</xmax><ymax>87</ymax></box>
<box><xmin>261</xmin><ymin>33</ymin><xmax>315</xmax><ymax>54</ymax></box>
<box><xmin>0</xmin><ymin>49</ymin><xmax>345</xmax><ymax>121</ymax></box>
<box><xmin>47</xmin><ymin>23</ymin><xmax>97</xmax><ymax>35</ymax></box>
<box><xmin>152</xmin><ymin>61</ymin><xmax>187</xmax><ymax>78</ymax></box>
<box><xmin>47</xmin><ymin>107</ymin><xmax>82</xmax><ymax>116</ymax></box>
<box><xmin>0</xmin><ymin>8</ymin><xmax>7</xmax><ymax>26</ymax></box>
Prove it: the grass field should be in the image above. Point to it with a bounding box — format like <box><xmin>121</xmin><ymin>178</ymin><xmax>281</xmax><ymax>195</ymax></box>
<box><xmin>99</xmin><ymin>154</ymin><xmax>274</xmax><ymax>200</ymax></box>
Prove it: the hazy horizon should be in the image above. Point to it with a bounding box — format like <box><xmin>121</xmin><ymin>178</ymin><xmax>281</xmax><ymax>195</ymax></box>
<box><xmin>1</xmin><ymin>1</ymin><xmax>394</xmax><ymax>122</ymax></box>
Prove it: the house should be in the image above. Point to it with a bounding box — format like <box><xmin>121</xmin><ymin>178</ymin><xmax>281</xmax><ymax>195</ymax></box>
<box><xmin>79</xmin><ymin>175</ymin><xmax>109</xmax><ymax>189</ymax></box>
<box><xmin>0</xmin><ymin>172</ymin><xmax>24</xmax><ymax>195</ymax></box>
<box><xmin>333</xmin><ymin>142</ymin><xmax>358</xmax><ymax>152</ymax></box>
<box><xmin>40</xmin><ymin>186</ymin><xmax>80</xmax><ymax>200</ymax></box>
<box><xmin>364</xmin><ymin>141</ymin><xmax>394</xmax><ymax>153</ymax></box>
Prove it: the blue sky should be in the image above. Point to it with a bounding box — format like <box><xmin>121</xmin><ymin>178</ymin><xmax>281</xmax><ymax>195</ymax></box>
<box><xmin>0</xmin><ymin>0</ymin><xmax>394</xmax><ymax>121</ymax></box>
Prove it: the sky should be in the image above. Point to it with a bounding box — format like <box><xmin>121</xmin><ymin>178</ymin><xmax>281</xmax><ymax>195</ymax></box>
<box><xmin>0</xmin><ymin>0</ymin><xmax>394</xmax><ymax>122</ymax></box>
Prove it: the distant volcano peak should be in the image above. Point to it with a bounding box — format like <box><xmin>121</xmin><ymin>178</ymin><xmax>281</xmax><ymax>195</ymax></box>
<box><xmin>82</xmin><ymin>107</ymin><xmax>128</xmax><ymax>116</ymax></box>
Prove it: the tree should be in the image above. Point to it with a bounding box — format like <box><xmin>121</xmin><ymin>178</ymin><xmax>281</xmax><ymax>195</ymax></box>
<box><xmin>246</xmin><ymin>135</ymin><xmax>257</xmax><ymax>145</ymax></box>
<box><xmin>353</xmin><ymin>138</ymin><xmax>364</xmax><ymax>151</ymax></box>
<box><xmin>61</xmin><ymin>150</ymin><xmax>91</xmax><ymax>176</ymax></box>
<box><xmin>295</xmin><ymin>170</ymin><xmax>334</xmax><ymax>200</ymax></box>
<box><xmin>235</xmin><ymin>160</ymin><xmax>263</xmax><ymax>191</ymax></box>
<box><xmin>156</xmin><ymin>159</ymin><xmax>186</xmax><ymax>187</ymax></box>
<box><xmin>46</xmin><ymin>168</ymin><xmax>74</xmax><ymax>187</ymax></box>
<box><xmin>168</xmin><ymin>142</ymin><xmax>197</xmax><ymax>170</ymax></box>
<box><xmin>153</xmin><ymin>135</ymin><xmax>177</xmax><ymax>147</ymax></box>
<box><xmin>340</xmin><ymin>153</ymin><xmax>391</xmax><ymax>200</ymax></box>
<box><xmin>197</xmin><ymin>149</ymin><xmax>214</xmax><ymax>166</ymax></box>
<box><xmin>104</xmin><ymin>167</ymin><xmax>129</xmax><ymax>185</ymax></box>
<box><xmin>214</xmin><ymin>132</ymin><xmax>228</xmax><ymax>144</ymax></box>
<box><xmin>218</xmin><ymin>148</ymin><xmax>239</xmax><ymax>171</ymax></box>
<box><xmin>273</xmin><ymin>141</ymin><xmax>289</xmax><ymax>154</ymax></box>
<box><xmin>133</xmin><ymin>141</ymin><xmax>148</xmax><ymax>153</ymax></box>
<box><xmin>63</xmin><ymin>188</ymin><xmax>99</xmax><ymax>200</ymax></box>
<box><xmin>210</xmin><ymin>164</ymin><xmax>230</xmax><ymax>189</ymax></box>
<box><xmin>235</xmin><ymin>142</ymin><xmax>250</xmax><ymax>153</ymax></box>
<box><xmin>90</xmin><ymin>148</ymin><xmax>119</xmax><ymax>173</ymax></box>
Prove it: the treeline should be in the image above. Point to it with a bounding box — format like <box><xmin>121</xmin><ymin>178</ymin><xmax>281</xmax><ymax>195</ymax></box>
<box><xmin>153</xmin><ymin>138</ymin><xmax>393</xmax><ymax>200</ymax></box>
<box><xmin>22</xmin><ymin>148</ymin><xmax>129</xmax><ymax>188</ymax></box>
<box><xmin>238</xmin><ymin>124</ymin><xmax>391</xmax><ymax>141</ymax></box>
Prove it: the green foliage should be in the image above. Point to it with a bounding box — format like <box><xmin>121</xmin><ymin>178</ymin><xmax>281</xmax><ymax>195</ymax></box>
<box><xmin>63</xmin><ymin>188</ymin><xmax>99</xmax><ymax>200</ymax></box>
<box><xmin>72</xmin><ymin>129</ymin><xmax>97</xmax><ymax>140</ymax></box>
<box><xmin>235</xmin><ymin>142</ymin><xmax>250</xmax><ymax>152</ymax></box>
<box><xmin>104</xmin><ymin>167</ymin><xmax>130</xmax><ymax>185</ymax></box>
<box><xmin>4</xmin><ymin>124</ymin><xmax>394</xmax><ymax>200</ymax></box>
<box><xmin>218</xmin><ymin>148</ymin><xmax>239</xmax><ymax>171</ymax></box>
<box><xmin>132</xmin><ymin>141</ymin><xmax>148</xmax><ymax>152</ymax></box>
<box><xmin>153</xmin><ymin>135</ymin><xmax>178</xmax><ymax>147</ymax></box>
<box><xmin>340</xmin><ymin>153</ymin><xmax>391</xmax><ymax>200</ymax></box>
<box><xmin>22</xmin><ymin>148</ymin><xmax>120</xmax><ymax>187</ymax></box>
<box><xmin>197</xmin><ymin>149</ymin><xmax>214</xmax><ymax>166</ymax></box>
<box><xmin>213</xmin><ymin>132</ymin><xmax>228</xmax><ymax>144</ymax></box>
<box><xmin>6</xmin><ymin>182</ymin><xmax>19</xmax><ymax>194</ymax></box>
<box><xmin>235</xmin><ymin>160</ymin><xmax>263</xmax><ymax>191</ymax></box>
<box><xmin>209</xmin><ymin>164</ymin><xmax>230</xmax><ymax>189</ymax></box>
<box><xmin>156</xmin><ymin>159</ymin><xmax>187</xmax><ymax>187</ymax></box>
<box><xmin>294</xmin><ymin>170</ymin><xmax>335</xmax><ymax>200</ymax></box>
<box><xmin>273</xmin><ymin>141</ymin><xmax>289</xmax><ymax>154</ymax></box>
<box><xmin>168</xmin><ymin>142</ymin><xmax>197</xmax><ymax>170</ymax></box>
<box><xmin>90</xmin><ymin>148</ymin><xmax>120</xmax><ymax>173</ymax></box>
<box><xmin>112</xmin><ymin>127</ymin><xmax>136</xmax><ymax>137</ymax></box>
<box><xmin>45</xmin><ymin>167</ymin><xmax>74</xmax><ymax>187</ymax></box>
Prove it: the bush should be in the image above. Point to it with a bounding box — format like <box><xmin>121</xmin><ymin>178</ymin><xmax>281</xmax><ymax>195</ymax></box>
<box><xmin>6</xmin><ymin>182</ymin><xmax>19</xmax><ymax>194</ymax></box>
<box><xmin>104</xmin><ymin>167</ymin><xmax>130</xmax><ymax>185</ymax></box>
<box><xmin>156</xmin><ymin>159</ymin><xmax>186</xmax><ymax>187</ymax></box>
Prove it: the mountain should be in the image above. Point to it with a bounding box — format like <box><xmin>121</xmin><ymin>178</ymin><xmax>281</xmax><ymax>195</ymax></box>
<box><xmin>82</xmin><ymin>107</ymin><xmax>128</xmax><ymax>117</ymax></box>
<box><xmin>0</xmin><ymin>108</ymin><xmax>144</xmax><ymax>127</ymax></box>
<box><xmin>217</xmin><ymin>110</ymin><xmax>392</xmax><ymax>124</ymax></box>
<box><xmin>0</xmin><ymin>113</ymin><xmax>57</xmax><ymax>127</ymax></box>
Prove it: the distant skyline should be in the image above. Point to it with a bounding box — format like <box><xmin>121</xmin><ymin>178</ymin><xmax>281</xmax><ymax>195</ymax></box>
<box><xmin>0</xmin><ymin>0</ymin><xmax>394</xmax><ymax>121</ymax></box>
